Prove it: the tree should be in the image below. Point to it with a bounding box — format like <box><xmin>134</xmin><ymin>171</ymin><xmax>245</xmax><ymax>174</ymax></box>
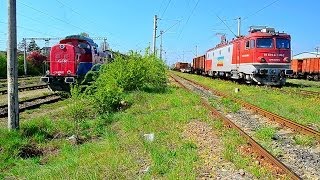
<box><xmin>17</xmin><ymin>40</ymin><xmax>26</xmax><ymax>52</ymax></box>
<box><xmin>27</xmin><ymin>51</ymin><xmax>46</xmax><ymax>66</ymax></box>
<box><xmin>79</xmin><ymin>32</ymin><xmax>89</xmax><ymax>37</ymax></box>
<box><xmin>27</xmin><ymin>39</ymin><xmax>40</xmax><ymax>52</ymax></box>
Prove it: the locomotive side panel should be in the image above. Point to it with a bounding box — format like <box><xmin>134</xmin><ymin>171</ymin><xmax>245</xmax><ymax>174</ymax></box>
<box><xmin>207</xmin><ymin>44</ymin><xmax>235</xmax><ymax>72</ymax></box>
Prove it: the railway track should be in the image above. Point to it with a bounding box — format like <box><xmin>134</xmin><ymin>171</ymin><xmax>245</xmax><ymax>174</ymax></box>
<box><xmin>170</xmin><ymin>74</ymin><xmax>301</xmax><ymax>179</ymax></box>
<box><xmin>278</xmin><ymin>88</ymin><xmax>320</xmax><ymax>98</ymax></box>
<box><xmin>0</xmin><ymin>76</ymin><xmax>40</xmax><ymax>83</ymax></box>
<box><xmin>0</xmin><ymin>94</ymin><xmax>61</xmax><ymax>118</ymax></box>
<box><xmin>0</xmin><ymin>84</ymin><xmax>47</xmax><ymax>95</ymax></box>
<box><xmin>174</xmin><ymin>73</ymin><xmax>320</xmax><ymax>140</ymax></box>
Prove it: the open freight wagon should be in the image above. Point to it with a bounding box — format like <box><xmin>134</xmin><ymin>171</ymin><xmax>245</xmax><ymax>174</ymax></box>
<box><xmin>291</xmin><ymin>58</ymin><xmax>320</xmax><ymax>80</ymax></box>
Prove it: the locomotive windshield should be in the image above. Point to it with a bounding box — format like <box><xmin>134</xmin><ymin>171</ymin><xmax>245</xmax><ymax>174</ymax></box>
<box><xmin>256</xmin><ymin>38</ymin><xmax>273</xmax><ymax>48</ymax></box>
<box><xmin>276</xmin><ymin>38</ymin><xmax>290</xmax><ymax>49</ymax></box>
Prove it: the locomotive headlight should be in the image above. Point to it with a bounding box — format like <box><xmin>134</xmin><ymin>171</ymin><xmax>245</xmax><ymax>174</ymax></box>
<box><xmin>46</xmin><ymin>70</ymin><xmax>50</xmax><ymax>75</ymax></box>
<box><xmin>260</xmin><ymin>58</ymin><xmax>266</xmax><ymax>63</ymax></box>
<box><xmin>284</xmin><ymin>57</ymin><xmax>291</xmax><ymax>62</ymax></box>
<box><xmin>59</xmin><ymin>44</ymin><xmax>65</xmax><ymax>49</ymax></box>
<box><xmin>67</xmin><ymin>70</ymin><xmax>71</xmax><ymax>75</ymax></box>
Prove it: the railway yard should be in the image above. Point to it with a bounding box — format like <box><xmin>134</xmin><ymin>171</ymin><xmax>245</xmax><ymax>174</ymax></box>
<box><xmin>0</xmin><ymin>72</ymin><xmax>319</xmax><ymax>179</ymax></box>
<box><xmin>2</xmin><ymin>1</ymin><xmax>320</xmax><ymax>179</ymax></box>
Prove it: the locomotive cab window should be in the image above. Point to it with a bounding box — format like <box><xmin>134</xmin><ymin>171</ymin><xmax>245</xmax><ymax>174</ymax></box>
<box><xmin>250</xmin><ymin>40</ymin><xmax>255</xmax><ymax>48</ymax></box>
<box><xmin>276</xmin><ymin>38</ymin><xmax>290</xmax><ymax>49</ymax></box>
<box><xmin>256</xmin><ymin>38</ymin><xmax>273</xmax><ymax>48</ymax></box>
<box><xmin>245</xmin><ymin>41</ymin><xmax>250</xmax><ymax>49</ymax></box>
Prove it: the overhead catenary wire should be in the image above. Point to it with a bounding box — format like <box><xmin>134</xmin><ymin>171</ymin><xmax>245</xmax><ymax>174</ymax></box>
<box><xmin>161</xmin><ymin>0</ymin><xmax>172</xmax><ymax>18</ymax></box>
<box><xmin>178</xmin><ymin>0</ymin><xmax>200</xmax><ymax>38</ymax></box>
<box><xmin>0</xmin><ymin>21</ymin><xmax>58</xmax><ymax>37</ymax></box>
<box><xmin>243</xmin><ymin>0</ymin><xmax>281</xmax><ymax>21</ymax></box>
<box><xmin>17</xmin><ymin>12</ymin><xmax>66</xmax><ymax>33</ymax></box>
<box><xmin>157</xmin><ymin>20</ymin><xmax>181</xmax><ymax>37</ymax></box>
<box><xmin>215</xmin><ymin>15</ymin><xmax>237</xmax><ymax>37</ymax></box>
<box><xmin>17</xmin><ymin>1</ymin><xmax>98</xmax><ymax>37</ymax></box>
<box><xmin>54</xmin><ymin>0</ymin><xmax>104</xmax><ymax>32</ymax></box>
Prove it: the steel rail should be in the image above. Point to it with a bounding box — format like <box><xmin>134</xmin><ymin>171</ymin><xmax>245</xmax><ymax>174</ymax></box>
<box><xmin>0</xmin><ymin>94</ymin><xmax>61</xmax><ymax>118</ymax></box>
<box><xmin>173</xmin><ymin>73</ymin><xmax>320</xmax><ymax>140</ymax></box>
<box><xmin>269</xmin><ymin>87</ymin><xmax>320</xmax><ymax>98</ymax></box>
<box><xmin>170</xmin><ymin>74</ymin><xmax>301</xmax><ymax>179</ymax></box>
<box><xmin>0</xmin><ymin>84</ymin><xmax>47</xmax><ymax>95</ymax></box>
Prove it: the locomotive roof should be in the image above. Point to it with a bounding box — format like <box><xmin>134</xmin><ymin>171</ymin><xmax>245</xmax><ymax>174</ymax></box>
<box><xmin>61</xmin><ymin>35</ymin><xmax>98</xmax><ymax>47</ymax></box>
<box><xmin>206</xmin><ymin>31</ymin><xmax>290</xmax><ymax>52</ymax></box>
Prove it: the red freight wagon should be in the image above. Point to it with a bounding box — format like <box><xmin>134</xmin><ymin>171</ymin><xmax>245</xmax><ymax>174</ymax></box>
<box><xmin>174</xmin><ymin>62</ymin><xmax>190</xmax><ymax>71</ymax></box>
<box><xmin>192</xmin><ymin>55</ymin><xmax>205</xmax><ymax>74</ymax></box>
<box><xmin>291</xmin><ymin>59</ymin><xmax>302</xmax><ymax>74</ymax></box>
<box><xmin>291</xmin><ymin>58</ymin><xmax>320</xmax><ymax>80</ymax></box>
<box><xmin>308</xmin><ymin>58</ymin><xmax>320</xmax><ymax>73</ymax></box>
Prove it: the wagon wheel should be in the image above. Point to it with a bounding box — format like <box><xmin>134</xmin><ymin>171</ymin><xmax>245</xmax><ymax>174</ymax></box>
<box><xmin>314</xmin><ymin>75</ymin><xmax>319</xmax><ymax>81</ymax></box>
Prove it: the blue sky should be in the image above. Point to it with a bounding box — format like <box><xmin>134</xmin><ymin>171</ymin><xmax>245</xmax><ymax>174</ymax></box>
<box><xmin>0</xmin><ymin>0</ymin><xmax>319</xmax><ymax>65</ymax></box>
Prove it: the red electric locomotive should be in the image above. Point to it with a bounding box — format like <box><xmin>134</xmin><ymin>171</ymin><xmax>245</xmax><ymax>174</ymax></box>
<box><xmin>193</xmin><ymin>26</ymin><xmax>293</xmax><ymax>86</ymax></box>
<box><xmin>41</xmin><ymin>35</ymin><xmax>112</xmax><ymax>91</ymax></box>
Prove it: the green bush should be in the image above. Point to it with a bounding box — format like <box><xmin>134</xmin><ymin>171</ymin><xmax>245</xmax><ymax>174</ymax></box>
<box><xmin>92</xmin><ymin>77</ymin><xmax>124</xmax><ymax>113</ymax></box>
<box><xmin>0</xmin><ymin>54</ymin><xmax>43</xmax><ymax>78</ymax></box>
<box><xmin>86</xmin><ymin>51</ymin><xmax>167</xmax><ymax>114</ymax></box>
<box><xmin>98</xmin><ymin>51</ymin><xmax>167</xmax><ymax>91</ymax></box>
<box><xmin>0</xmin><ymin>53</ymin><xmax>6</xmax><ymax>78</ymax></box>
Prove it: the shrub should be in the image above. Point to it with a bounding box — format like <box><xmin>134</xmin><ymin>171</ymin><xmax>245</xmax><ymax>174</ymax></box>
<box><xmin>98</xmin><ymin>51</ymin><xmax>167</xmax><ymax>92</ymax></box>
<box><xmin>86</xmin><ymin>51</ymin><xmax>167</xmax><ymax>114</ymax></box>
<box><xmin>92</xmin><ymin>77</ymin><xmax>124</xmax><ymax>113</ymax></box>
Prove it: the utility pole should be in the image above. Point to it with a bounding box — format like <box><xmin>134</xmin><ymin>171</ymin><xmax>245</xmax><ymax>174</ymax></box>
<box><xmin>316</xmin><ymin>47</ymin><xmax>319</xmax><ymax>57</ymax></box>
<box><xmin>160</xmin><ymin>30</ymin><xmax>163</xmax><ymax>60</ymax></box>
<box><xmin>195</xmin><ymin>45</ymin><xmax>198</xmax><ymax>57</ymax></box>
<box><xmin>237</xmin><ymin>17</ymin><xmax>241</xmax><ymax>37</ymax></box>
<box><xmin>7</xmin><ymin>0</ymin><xmax>19</xmax><ymax>130</ymax></box>
<box><xmin>23</xmin><ymin>38</ymin><xmax>27</xmax><ymax>75</ymax></box>
<box><xmin>152</xmin><ymin>15</ymin><xmax>158</xmax><ymax>56</ymax></box>
<box><xmin>103</xmin><ymin>38</ymin><xmax>107</xmax><ymax>51</ymax></box>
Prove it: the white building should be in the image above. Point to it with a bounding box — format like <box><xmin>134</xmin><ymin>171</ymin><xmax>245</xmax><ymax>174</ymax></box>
<box><xmin>293</xmin><ymin>52</ymin><xmax>320</xmax><ymax>59</ymax></box>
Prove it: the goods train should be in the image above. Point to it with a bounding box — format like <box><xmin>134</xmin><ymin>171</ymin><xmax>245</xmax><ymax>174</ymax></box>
<box><xmin>41</xmin><ymin>35</ymin><xmax>112</xmax><ymax>91</ymax></box>
<box><xmin>174</xmin><ymin>62</ymin><xmax>191</xmax><ymax>73</ymax></box>
<box><xmin>191</xmin><ymin>26</ymin><xmax>293</xmax><ymax>86</ymax></box>
<box><xmin>291</xmin><ymin>58</ymin><xmax>320</xmax><ymax>81</ymax></box>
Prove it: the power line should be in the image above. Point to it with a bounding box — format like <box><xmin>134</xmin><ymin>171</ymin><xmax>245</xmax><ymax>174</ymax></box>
<box><xmin>54</xmin><ymin>0</ymin><xmax>127</xmax><ymax>50</ymax></box>
<box><xmin>215</xmin><ymin>15</ymin><xmax>237</xmax><ymax>37</ymax></box>
<box><xmin>0</xmin><ymin>21</ymin><xmax>58</xmax><ymax>37</ymax></box>
<box><xmin>158</xmin><ymin>20</ymin><xmax>181</xmax><ymax>37</ymax></box>
<box><xmin>243</xmin><ymin>0</ymin><xmax>281</xmax><ymax>21</ymax></box>
<box><xmin>178</xmin><ymin>0</ymin><xmax>200</xmax><ymax>38</ymax></box>
<box><xmin>54</xmin><ymin>0</ymin><xmax>102</xmax><ymax>31</ymax></box>
<box><xmin>161</xmin><ymin>0</ymin><xmax>172</xmax><ymax>18</ymax></box>
<box><xmin>157</xmin><ymin>0</ymin><xmax>167</xmax><ymax>16</ymax></box>
<box><xmin>17</xmin><ymin>1</ymin><xmax>97</xmax><ymax>36</ymax></box>
<box><xmin>17</xmin><ymin>12</ymin><xmax>66</xmax><ymax>33</ymax></box>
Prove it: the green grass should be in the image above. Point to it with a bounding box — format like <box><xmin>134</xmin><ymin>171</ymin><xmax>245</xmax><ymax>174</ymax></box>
<box><xmin>210</xmin><ymin>120</ymin><xmax>274</xmax><ymax>178</ymax></box>
<box><xmin>254</xmin><ymin>127</ymin><xmax>283</xmax><ymax>157</ymax></box>
<box><xmin>286</xmin><ymin>79</ymin><xmax>320</xmax><ymax>92</ymax></box>
<box><xmin>255</xmin><ymin>127</ymin><xmax>277</xmax><ymax>142</ymax></box>
<box><xmin>293</xmin><ymin>134</ymin><xmax>316</xmax><ymax>147</ymax></box>
<box><xmin>0</xmin><ymin>85</ymin><xmax>207</xmax><ymax>179</ymax></box>
<box><xmin>173</xmin><ymin>71</ymin><xmax>320</xmax><ymax>131</ymax></box>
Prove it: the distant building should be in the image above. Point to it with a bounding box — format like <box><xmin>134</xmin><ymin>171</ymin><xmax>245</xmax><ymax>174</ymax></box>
<box><xmin>293</xmin><ymin>52</ymin><xmax>320</xmax><ymax>59</ymax></box>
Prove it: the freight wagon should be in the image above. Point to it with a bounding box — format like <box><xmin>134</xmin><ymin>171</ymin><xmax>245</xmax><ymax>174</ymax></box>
<box><xmin>174</xmin><ymin>62</ymin><xmax>191</xmax><ymax>73</ymax></box>
<box><xmin>192</xmin><ymin>55</ymin><xmax>205</xmax><ymax>74</ymax></box>
<box><xmin>291</xmin><ymin>58</ymin><xmax>320</xmax><ymax>80</ymax></box>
